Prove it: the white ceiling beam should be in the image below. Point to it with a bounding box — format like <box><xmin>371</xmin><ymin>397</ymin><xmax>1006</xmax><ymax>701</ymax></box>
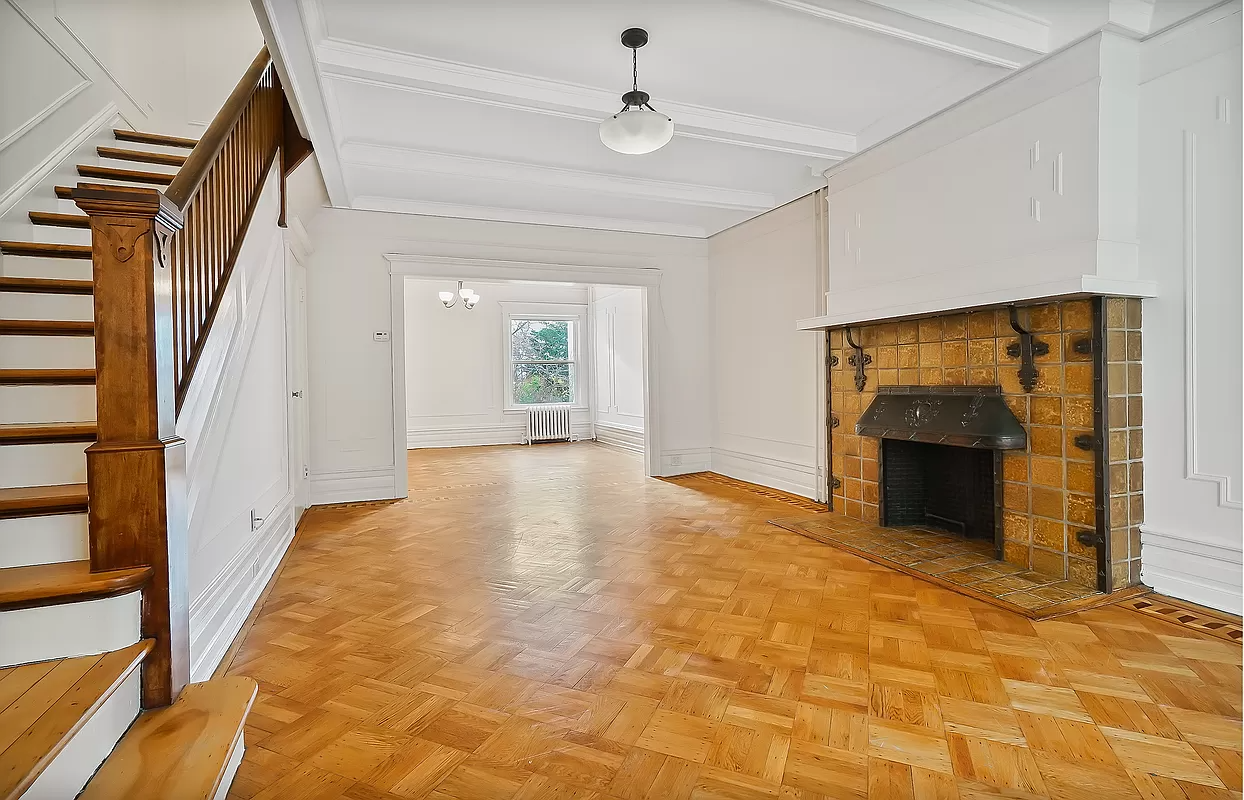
<box><xmin>316</xmin><ymin>39</ymin><xmax>856</xmax><ymax>160</ymax></box>
<box><xmin>340</xmin><ymin>141</ymin><xmax>777</xmax><ymax>212</ymax></box>
<box><xmin>754</xmin><ymin>0</ymin><xmax>1048</xmax><ymax>68</ymax></box>
<box><xmin>251</xmin><ymin>0</ymin><xmax>350</xmax><ymax>206</ymax></box>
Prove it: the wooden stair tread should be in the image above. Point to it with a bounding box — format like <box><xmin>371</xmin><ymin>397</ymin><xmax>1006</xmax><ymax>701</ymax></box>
<box><xmin>0</xmin><ymin>276</ymin><xmax>93</xmax><ymax>295</ymax></box>
<box><xmin>0</xmin><ymin>369</ymin><xmax>95</xmax><ymax>385</ymax></box>
<box><xmin>0</xmin><ymin>241</ymin><xmax>91</xmax><ymax>260</ymax></box>
<box><xmin>0</xmin><ymin>484</ymin><xmax>88</xmax><ymax>520</ymax></box>
<box><xmin>0</xmin><ymin>422</ymin><xmax>96</xmax><ymax>445</ymax></box>
<box><xmin>79</xmin><ymin>676</ymin><xmax>257</xmax><ymax>800</ymax></box>
<box><xmin>0</xmin><ymin>561</ymin><xmax>151</xmax><ymax>611</ymax></box>
<box><xmin>0</xmin><ymin>320</ymin><xmax>93</xmax><ymax>336</ymax></box>
<box><xmin>96</xmin><ymin>146</ymin><xmax>187</xmax><ymax>168</ymax></box>
<box><xmin>54</xmin><ymin>183</ymin><xmax>111</xmax><ymax>200</ymax></box>
<box><xmin>28</xmin><ymin>211</ymin><xmax>90</xmax><ymax>229</ymax></box>
<box><xmin>77</xmin><ymin>165</ymin><xmax>175</xmax><ymax>186</ymax></box>
<box><xmin>112</xmin><ymin>129</ymin><xmax>198</xmax><ymax>149</ymax></box>
<box><xmin>0</xmin><ymin>640</ymin><xmax>152</xmax><ymax>800</ymax></box>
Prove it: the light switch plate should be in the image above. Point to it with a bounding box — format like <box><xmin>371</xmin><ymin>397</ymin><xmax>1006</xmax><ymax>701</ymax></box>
<box><xmin>373</xmin><ymin>331</ymin><xmax>390</xmax><ymax>342</ymax></box>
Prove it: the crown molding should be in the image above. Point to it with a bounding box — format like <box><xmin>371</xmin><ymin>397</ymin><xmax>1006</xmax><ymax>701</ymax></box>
<box><xmin>354</xmin><ymin>196</ymin><xmax>710</xmax><ymax>239</ymax></box>
<box><xmin>341</xmin><ymin>141</ymin><xmax>775</xmax><ymax>212</ymax></box>
<box><xmin>315</xmin><ymin>38</ymin><xmax>855</xmax><ymax>160</ymax></box>
<box><xmin>755</xmin><ymin>0</ymin><xmax>1046</xmax><ymax>68</ymax></box>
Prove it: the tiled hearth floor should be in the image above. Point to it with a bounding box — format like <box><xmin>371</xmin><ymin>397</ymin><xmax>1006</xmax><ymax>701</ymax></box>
<box><xmin>769</xmin><ymin>515</ymin><xmax>1141</xmax><ymax>619</ymax></box>
<box><xmin>223</xmin><ymin>445</ymin><xmax>1240</xmax><ymax>799</ymax></box>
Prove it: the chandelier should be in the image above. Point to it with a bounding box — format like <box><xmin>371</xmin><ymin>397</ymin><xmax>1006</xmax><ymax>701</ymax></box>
<box><xmin>439</xmin><ymin>281</ymin><xmax>479</xmax><ymax>310</ymax></box>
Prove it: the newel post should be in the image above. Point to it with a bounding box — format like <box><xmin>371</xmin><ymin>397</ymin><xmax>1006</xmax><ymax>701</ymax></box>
<box><xmin>73</xmin><ymin>184</ymin><xmax>189</xmax><ymax>708</ymax></box>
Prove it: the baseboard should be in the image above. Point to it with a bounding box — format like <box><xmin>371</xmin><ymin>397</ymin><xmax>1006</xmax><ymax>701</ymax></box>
<box><xmin>311</xmin><ymin>468</ymin><xmax>398</xmax><ymax>505</ymax></box>
<box><xmin>661</xmin><ymin>447</ymin><xmax>712</xmax><ymax>476</ymax></box>
<box><xmin>1140</xmin><ymin>525</ymin><xmax>1243</xmax><ymax>615</ymax></box>
<box><xmin>595</xmin><ymin>422</ymin><xmax>644</xmax><ymax>453</ymax></box>
<box><xmin>189</xmin><ymin>493</ymin><xmax>296</xmax><ymax>682</ymax></box>
<box><xmin>407</xmin><ymin>421</ymin><xmax>593</xmax><ymax>449</ymax></box>
<box><xmin>710</xmin><ymin>447</ymin><xmax>818</xmax><ymax>500</ymax></box>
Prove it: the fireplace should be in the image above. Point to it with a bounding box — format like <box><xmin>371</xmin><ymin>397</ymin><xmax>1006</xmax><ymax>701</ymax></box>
<box><xmin>856</xmin><ymin>386</ymin><xmax>1026</xmax><ymax>556</ymax></box>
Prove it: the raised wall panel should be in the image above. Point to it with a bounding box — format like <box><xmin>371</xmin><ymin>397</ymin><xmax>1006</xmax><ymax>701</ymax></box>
<box><xmin>0</xmin><ymin>0</ymin><xmax>89</xmax><ymax>152</ymax></box>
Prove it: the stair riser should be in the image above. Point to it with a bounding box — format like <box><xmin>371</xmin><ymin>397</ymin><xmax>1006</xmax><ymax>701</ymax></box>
<box><xmin>0</xmin><ymin>254</ymin><xmax>93</xmax><ymax>281</ymax></box>
<box><xmin>0</xmin><ymin>590</ymin><xmax>140</xmax><ymax>667</ymax></box>
<box><xmin>0</xmin><ymin>293</ymin><xmax>93</xmax><ymax>321</ymax></box>
<box><xmin>0</xmin><ymin>337</ymin><xmax>94</xmax><ymax>370</ymax></box>
<box><xmin>27</xmin><ymin>224</ymin><xmax>92</xmax><ymax>248</ymax></box>
<box><xmin>21</xmin><ymin>671</ymin><xmax>139</xmax><ymax>800</ymax></box>
<box><xmin>0</xmin><ymin>514</ymin><xmax>88</xmax><ymax>569</ymax></box>
<box><xmin>0</xmin><ymin>385</ymin><xmax>95</xmax><ymax>425</ymax></box>
<box><xmin>0</xmin><ymin>442</ymin><xmax>87</xmax><ymax>487</ymax></box>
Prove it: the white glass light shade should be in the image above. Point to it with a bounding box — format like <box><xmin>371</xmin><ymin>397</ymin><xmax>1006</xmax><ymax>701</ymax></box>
<box><xmin>438</xmin><ymin>291</ymin><xmax>455</xmax><ymax>307</ymax></box>
<box><xmin>599</xmin><ymin>107</ymin><xmax>674</xmax><ymax>155</ymax></box>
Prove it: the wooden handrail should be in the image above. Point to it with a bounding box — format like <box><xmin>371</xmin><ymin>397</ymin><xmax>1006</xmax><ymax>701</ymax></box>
<box><xmin>165</xmin><ymin>47</ymin><xmax>272</xmax><ymax>209</ymax></box>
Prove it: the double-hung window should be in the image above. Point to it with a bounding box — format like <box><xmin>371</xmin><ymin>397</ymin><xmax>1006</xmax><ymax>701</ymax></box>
<box><xmin>509</xmin><ymin>318</ymin><xmax>576</xmax><ymax>405</ymax></box>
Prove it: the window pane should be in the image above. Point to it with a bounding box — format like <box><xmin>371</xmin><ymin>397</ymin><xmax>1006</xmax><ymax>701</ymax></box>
<box><xmin>513</xmin><ymin>363</ymin><xmax>573</xmax><ymax>404</ymax></box>
<box><xmin>511</xmin><ymin>319</ymin><xmax>571</xmax><ymax>361</ymax></box>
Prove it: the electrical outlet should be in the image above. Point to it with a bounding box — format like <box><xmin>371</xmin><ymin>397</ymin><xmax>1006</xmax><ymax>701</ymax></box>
<box><xmin>373</xmin><ymin>331</ymin><xmax>390</xmax><ymax>342</ymax></box>
<box><xmin>250</xmin><ymin>509</ymin><xmax>264</xmax><ymax>531</ymax></box>
<box><xmin>671</xmin><ymin>455</ymin><xmax>683</xmax><ymax>467</ymax></box>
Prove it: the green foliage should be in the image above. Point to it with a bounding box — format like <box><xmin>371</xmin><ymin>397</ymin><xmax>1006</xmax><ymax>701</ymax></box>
<box><xmin>511</xmin><ymin>319</ymin><xmax>573</xmax><ymax>404</ymax></box>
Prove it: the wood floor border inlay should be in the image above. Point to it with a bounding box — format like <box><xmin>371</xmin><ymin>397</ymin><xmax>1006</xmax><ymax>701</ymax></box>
<box><xmin>1124</xmin><ymin>594</ymin><xmax>1244</xmax><ymax>643</ymax></box>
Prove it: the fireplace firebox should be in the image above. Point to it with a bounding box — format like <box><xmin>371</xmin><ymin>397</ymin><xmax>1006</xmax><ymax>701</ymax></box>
<box><xmin>855</xmin><ymin>386</ymin><xmax>1027</xmax><ymax>556</ymax></box>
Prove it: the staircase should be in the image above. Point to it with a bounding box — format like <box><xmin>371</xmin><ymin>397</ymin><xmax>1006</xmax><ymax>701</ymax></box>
<box><xmin>0</xmin><ymin>45</ymin><xmax>305</xmax><ymax>798</ymax></box>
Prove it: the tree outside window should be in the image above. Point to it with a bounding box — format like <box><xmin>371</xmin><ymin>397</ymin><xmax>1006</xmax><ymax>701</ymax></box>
<box><xmin>510</xmin><ymin>319</ymin><xmax>574</xmax><ymax>404</ymax></box>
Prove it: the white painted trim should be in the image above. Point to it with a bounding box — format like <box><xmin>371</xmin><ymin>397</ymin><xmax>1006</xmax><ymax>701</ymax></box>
<box><xmin>215</xmin><ymin>732</ymin><xmax>247</xmax><ymax>800</ymax></box>
<box><xmin>755</xmin><ymin>0</ymin><xmax>1041</xmax><ymax>68</ymax></box>
<box><xmin>0</xmin><ymin>103</ymin><xmax>120</xmax><ymax>220</ymax></box>
<box><xmin>310</xmin><ymin>467</ymin><xmax>398</xmax><ymax>505</ymax></box>
<box><xmin>388</xmin><ymin>274</ymin><xmax>409</xmax><ymax>500</ymax></box>
<box><xmin>387</xmin><ymin>254</ymin><xmax>663</xmax><ymax>478</ymax></box>
<box><xmin>354</xmin><ymin>196</ymin><xmax>707</xmax><ymax>239</ymax></box>
<box><xmin>499</xmin><ymin>302</ymin><xmax>589</xmax><ymax>411</ymax></box>
<box><xmin>1140</xmin><ymin>525</ymin><xmax>1243</xmax><ymax>614</ymax></box>
<box><xmin>796</xmin><ymin>274</ymin><xmax>1159</xmax><ymax>329</ymax></box>
<box><xmin>53</xmin><ymin>9</ymin><xmax>148</xmax><ymax>114</ymax></box>
<box><xmin>341</xmin><ymin>142</ymin><xmax>775</xmax><ymax>211</ymax></box>
<box><xmin>594</xmin><ymin>421</ymin><xmax>645</xmax><ymax>454</ymax></box>
<box><xmin>661</xmin><ymin>447</ymin><xmax>713</xmax><ymax>475</ymax></box>
<box><xmin>315</xmin><ymin>38</ymin><xmax>856</xmax><ymax>159</ymax></box>
<box><xmin>1181</xmin><ymin>130</ymin><xmax>1240</xmax><ymax>509</ymax></box>
<box><xmin>711</xmin><ymin>447</ymin><xmax>819</xmax><ymax>499</ymax></box>
<box><xmin>408</xmin><ymin>421</ymin><xmax>595</xmax><ymax>449</ymax></box>
<box><xmin>0</xmin><ymin>0</ymin><xmax>93</xmax><ymax>153</ymax></box>
<box><xmin>190</xmin><ymin>493</ymin><xmax>296</xmax><ymax>682</ymax></box>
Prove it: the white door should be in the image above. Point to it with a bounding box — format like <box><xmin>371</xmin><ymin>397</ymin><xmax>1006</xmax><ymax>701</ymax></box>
<box><xmin>286</xmin><ymin>249</ymin><xmax>311</xmax><ymax>519</ymax></box>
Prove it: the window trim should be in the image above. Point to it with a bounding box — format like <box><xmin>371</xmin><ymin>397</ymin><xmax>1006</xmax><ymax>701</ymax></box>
<box><xmin>500</xmin><ymin>303</ymin><xmax>588</xmax><ymax>410</ymax></box>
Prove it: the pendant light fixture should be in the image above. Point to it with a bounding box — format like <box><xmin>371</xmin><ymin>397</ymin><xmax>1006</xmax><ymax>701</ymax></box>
<box><xmin>599</xmin><ymin>28</ymin><xmax>674</xmax><ymax>155</ymax></box>
<box><xmin>439</xmin><ymin>280</ymin><xmax>479</xmax><ymax>310</ymax></box>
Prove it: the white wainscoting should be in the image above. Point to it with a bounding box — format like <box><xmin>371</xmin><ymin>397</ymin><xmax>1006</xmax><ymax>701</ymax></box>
<box><xmin>1139</xmin><ymin>526</ymin><xmax>1243</xmax><ymax>615</ymax></box>
<box><xmin>408</xmin><ymin>419</ymin><xmax>594</xmax><ymax>449</ymax></box>
<box><xmin>189</xmin><ymin>493</ymin><xmax>295</xmax><ymax>681</ymax></box>
<box><xmin>710</xmin><ymin>448</ymin><xmax>819</xmax><ymax>500</ymax></box>
<box><xmin>595</xmin><ymin>421</ymin><xmax>644</xmax><ymax>454</ymax></box>
<box><xmin>661</xmin><ymin>448</ymin><xmax>712</xmax><ymax>476</ymax></box>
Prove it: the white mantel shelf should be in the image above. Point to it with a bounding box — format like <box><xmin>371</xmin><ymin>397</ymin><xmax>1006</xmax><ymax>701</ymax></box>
<box><xmin>796</xmin><ymin>275</ymin><xmax>1158</xmax><ymax>331</ymax></box>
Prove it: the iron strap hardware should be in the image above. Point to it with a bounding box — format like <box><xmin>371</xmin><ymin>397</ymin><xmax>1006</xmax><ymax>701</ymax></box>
<box><xmin>831</xmin><ymin>415</ymin><xmax>840</xmax><ymax>429</ymax></box>
<box><xmin>1006</xmin><ymin>306</ymin><xmax>1049</xmax><ymax>393</ymax></box>
<box><xmin>845</xmin><ymin>328</ymin><xmax>870</xmax><ymax>393</ymax></box>
<box><xmin>1074</xmin><ymin>434</ymin><xmax>1095</xmax><ymax>451</ymax></box>
<box><xmin>831</xmin><ymin>476</ymin><xmax>842</xmax><ymax>490</ymax></box>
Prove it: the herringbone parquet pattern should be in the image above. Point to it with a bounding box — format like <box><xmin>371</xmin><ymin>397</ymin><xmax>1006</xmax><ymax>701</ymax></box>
<box><xmin>225</xmin><ymin>444</ymin><xmax>1242</xmax><ymax>799</ymax></box>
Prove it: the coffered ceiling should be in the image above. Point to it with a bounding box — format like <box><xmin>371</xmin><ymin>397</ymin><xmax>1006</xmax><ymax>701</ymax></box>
<box><xmin>255</xmin><ymin>0</ymin><xmax>1215</xmax><ymax>238</ymax></box>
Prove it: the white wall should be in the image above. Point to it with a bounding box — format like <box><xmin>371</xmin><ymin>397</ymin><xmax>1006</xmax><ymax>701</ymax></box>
<box><xmin>305</xmin><ymin>208</ymin><xmax>711</xmax><ymax>504</ymax></box>
<box><xmin>708</xmin><ymin>196</ymin><xmax>823</xmax><ymax>499</ymax></box>
<box><xmin>591</xmin><ymin>286</ymin><xmax>645</xmax><ymax>453</ymax></box>
<box><xmin>175</xmin><ymin>167</ymin><xmax>300</xmax><ymax>679</ymax></box>
<box><xmin>404</xmin><ymin>278</ymin><xmax>592</xmax><ymax>448</ymax></box>
<box><xmin>0</xmin><ymin>0</ymin><xmax>262</xmax><ymax>225</ymax></box>
<box><xmin>1135</xmin><ymin>4</ymin><xmax>1242</xmax><ymax>614</ymax></box>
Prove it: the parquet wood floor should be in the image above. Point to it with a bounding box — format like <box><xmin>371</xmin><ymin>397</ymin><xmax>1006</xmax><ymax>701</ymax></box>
<box><xmin>225</xmin><ymin>444</ymin><xmax>1243</xmax><ymax>800</ymax></box>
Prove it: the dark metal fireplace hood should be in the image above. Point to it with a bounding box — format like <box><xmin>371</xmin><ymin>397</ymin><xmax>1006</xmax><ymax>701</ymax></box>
<box><xmin>855</xmin><ymin>386</ymin><xmax>1026</xmax><ymax>450</ymax></box>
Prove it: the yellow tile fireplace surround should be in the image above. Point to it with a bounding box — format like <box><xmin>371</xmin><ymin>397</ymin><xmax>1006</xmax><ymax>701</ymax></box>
<box><xmin>825</xmin><ymin>297</ymin><xmax>1143</xmax><ymax>596</ymax></box>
